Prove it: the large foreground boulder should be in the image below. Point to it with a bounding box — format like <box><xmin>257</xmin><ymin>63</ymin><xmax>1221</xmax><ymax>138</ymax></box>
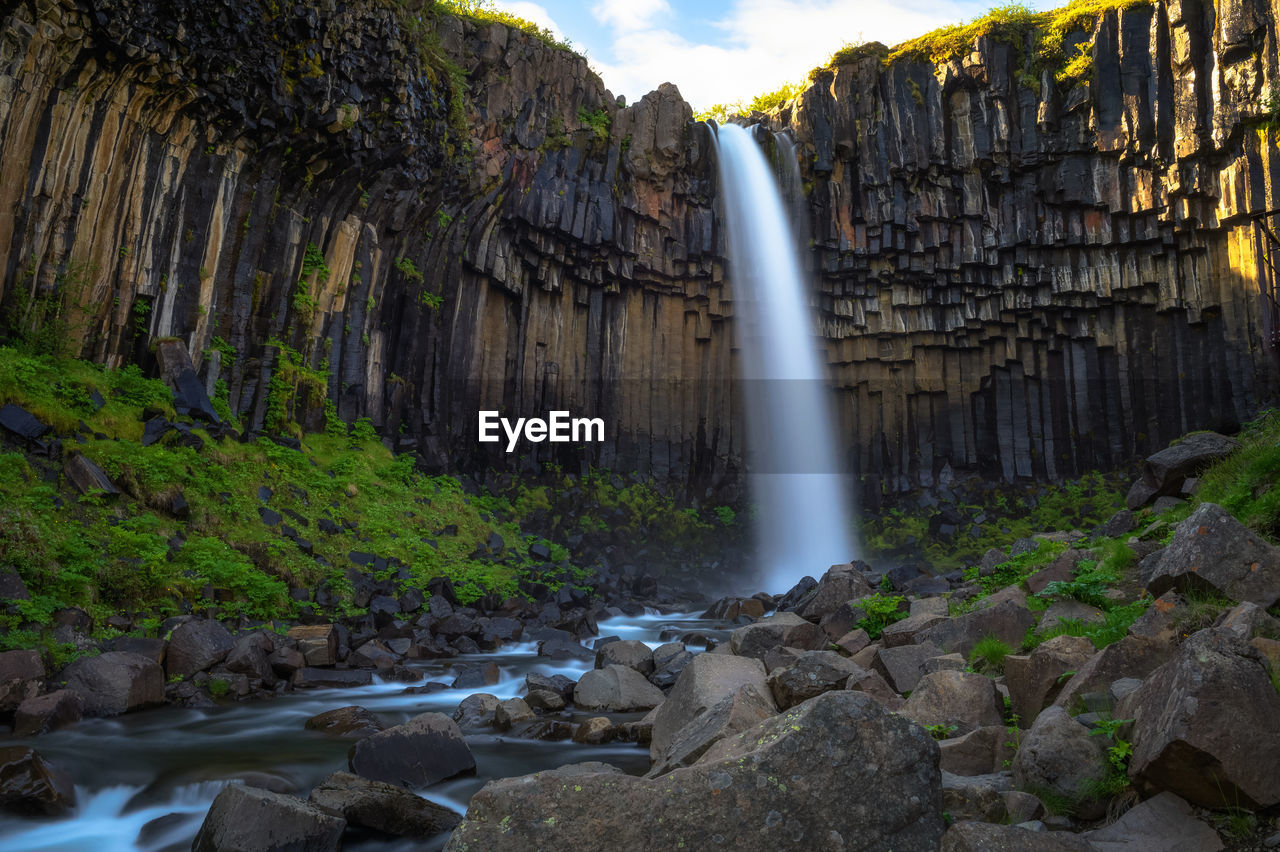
<box><xmin>309</xmin><ymin>771</ymin><xmax>460</xmax><ymax>838</ymax></box>
<box><xmin>192</xmin><ymin>783</ymin><xmax>344</xmax><ymax>851</ymax></box>
<box><xmin>648</xmin><ymin>653</ymin><xmax>771</xmax><ymax>761</ymax></box>
<box><xmin>445</xmin><ymin>691</ymin><xmax>943</xmax><ymax>851</ymax></box>
<box><xmin>647</xmin><ymin>683</ymin><xmax>776</xmax><ymax>777</ymax></box>
<box><xmin>1122</xmin><ymin>628</ymin><xmax>1280</xmax><ymax>809</ymax></box>
<box><xmin>1144</xmin><ymin>503</ymin><xmax>1280</xmax><ymax>607</ymax></box>
<box><xmin>60</xmin><ymin>651</ymin><xmax>163</xmax><ymax>716</ymax></box>
<box><xmin>348</xmin><ymin>713</ymin><xmax>475</xmax><ymax>788</ymax></box>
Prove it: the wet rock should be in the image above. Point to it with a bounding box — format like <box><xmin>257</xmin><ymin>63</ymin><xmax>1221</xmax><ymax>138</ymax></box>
<box><xmin>648</xmin><ymin>682</ymin><xmax>776</xmax><ymax>776</ymax></box>
<box><xmin>61</xmin><ymin>651</ymin><xmax>163</xmax><ymax>716</ymax></box>
<box><xmin>1010</xmin><ymin>706</ymin><xmax>1109</xmax><ymax>820</ymax></box>
<box><xmin>648</xmin><ymin>653</ymin><xmax>771</xmax><ymax>762</ymax></box>
<box><xmin>493</xmin><ymin>697</ymin><xmax>534</xmax><ymax>730</ymax></box>
<box><xmin>450</xmin><ymin>661</ymin><xmax>499</xmax><ymax>689</ymax></box>
<box><xmin>0</xmin><ymin>649</ymin><xmax>44</xmax><ymax>711</ymax></box>
<box><xmin>1145</xmin><ymin>503</ymin><xmax>1280</xmax><ymax>607</ymax></box>
<box><xmin>166</xmin><ymin>619</ymin><xmax>235</xmax><ymax>678</ymax></box>
<box><xmin>728</xmin><ymin>612</ymin><xmax>825</xmax><ymax>659</ymax></box>
<box><xmin>525</xmin><ymin>672</ymin><xmax>575</xmax><ymax>701</ymax></box>
<box><xmin>573</xmin><ymin>664</ymin><xmax>665</xmax><ymax>711</ymax></box>
<box><xmin>700</xmin><ymin>596</ymin><xmax>766</xmax><ymax>620</ymax></box>
<box><xmin>1083</xmin><ymin>791</ymin><xmax>1222</xmax><ymax>851</ymax></box>
<box><xmin>525</xmin><ymin>688</ymin><xmax>564</xmax><ymax>711</ymax></box>
<box><xmin>305</xmin><ymin>706</ymin><xmax>384</xmax><ymax>739</ymax></box>
<box><xmin>348</xmin><ymin>712</ymin><xmax>475</xmax><ymax>788</ymax></box>
<box><xmin>445</xmin><ymin>692</ymin><xmax>943</xmax><ymax>851</ymax></box>
<box><xmin>901</xmin><ymin>671</ymin><xmax>1003</xmax><ymax>735</ymax></box>
<box><xmin>452</xmin><ymin>693</ymin><xmax>500</xmax><ymax>729</ymax></box>
<box><xmin>193</xmin><ymin>783</ymin><xmax>344</xmax><ymax>852</ymax></box>
<box><xmin>291</xmin><ymin>668</ymin><xmax>373</xmax><ymax>688</ymax></box>
<box><xmin>309</xmin><ymin>771</ymin><xmax>460</xmax><ymax>838</ymax></box>
<box><xmin>1122</xmin><ymin>628</ymin><xmax>1280</xmax><ymax>809</ymax></box>
<box><xmin>765</xmin><ymin>650</ymin><xmax>863</xmax><ymax>709</ymax></box>
<box><xmin>0</xmin><ymin>746</ymin><xmax>76</xmax><ymax>816</ymax></box>
<box><xmin>594</xmin><ymin>638</ymin><xmax>654</xmax><ymax>675</ymax></box>
<box><xmin>13</xmin><ymin>690</ymin><xmax>85</xmax><ymax>737</ymax></box>
<box><xmin>287</xmin><ymin>624</ymin><xmax>338</xmax><ymax>667</ymax></box>
<box><xmin>571</xmin><ymin>716</ymin><xmax>614</xmax><ymax>744</ymax></box>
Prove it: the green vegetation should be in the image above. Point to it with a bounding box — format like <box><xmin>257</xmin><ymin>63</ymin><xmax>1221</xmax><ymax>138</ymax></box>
<box><xmin>1196</xmin><ymin>408</ymin><xmax>1280</xmax><ymax>539</ymax></box>
<box><xmin>3</xmin><ymin>257</ymin><xmax>91</xmax><ymax>357</ymax></box>
<box><xmin>577</xmin><ymin>107</ymin><xmax>611</xmax><ymax>143</ymax></box>
<box><xmin>435</xmin><ymin>0</ymin><xmax>571</xmax><ymax>50</ymax></box>
<box><xmin>693</xmin><ymin>81</ymin><xmax>805</xmax><ymax>124</ymax></box>
<box><xmin>924</xmin><ymin>723</ymin><xmax>959</xmax><ymax>740</ymax></box>
<box><xmin>1086</xmin><ymin>716</ymin><xmax>1134</xmax><ymax>798</ymax></box>
<box><xmin>964</xmin><ymin>540</ymin><xmax>1066</xmax><ymax>595</ymax></box>
<box><xmin>969</xmin><ymin>635</ymin><xmax>1013</xmax><ymax>674</ymax></box>
<box><xmin>855</xmin><ymin>592</ymin><xmax>909</xmax><ymax>639</ymax></box>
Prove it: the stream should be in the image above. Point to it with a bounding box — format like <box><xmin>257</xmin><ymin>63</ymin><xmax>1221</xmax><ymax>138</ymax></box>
<box><xmin>0</xmin><ymin>612</ymin><xmax>731</xmax><ymax>851</ymax></box>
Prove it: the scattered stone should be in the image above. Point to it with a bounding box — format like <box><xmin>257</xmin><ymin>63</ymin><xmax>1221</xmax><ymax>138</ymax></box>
<box><xmin>572</xmin><ymin>717</ymin><xmax>614</xmax><ymax>744</ymax></box>
<box><xmin>450</xmin><ymin>661</ymin><xmax>499</xmax><ymax>689</ymax></box>
<box><xmin>1122</xmin><ymin>628</ymin><xmax>1280</xmax><ymax>809</ymax></box>
<box><xmin>1025</xmin><ymin>549</ymin><xmax>1086</xmax><ymax>596</ymax></box>
<box><xmin>63</xmin><ymin>453</ymin><xmax>119</xmax><ymax>496</ymax></box>
<box><xmin>349</xmin><ymin>713</ymin><xmax>475</xmax><ymax>788</ymax></box>
<box><xmin>844</xmin><ymin>667</ymin><xmax>906</xmax><ymax>710</ymax></box>
<box><xmin>305</xmin><ymin>706</ymin><xmax>384</xmax><ymax>739</ymax></box>
<box><xmin>1004</xmin><ymin>635</ymin><xmax>1096</xmax><ymax>726</ymax></box>
<box><xmin>309</xmin><ymin>771</ymin><xmax>460</xmax><ymax>838</ymax></box>
<box><xmin>493</xmin><ymin>698</ymin><xmax>534</xmax><ymax>731</ymax></box>
<box><xmin>0</xmin><ymin>567</ymin><xmax>29</xmax><ymax>601</ymax></box>
<box><xmin>1140</xmin><ymin>432</ymin><xmax>1240</xmax><ymax>498</ymax></box>
<box><xmin>648</xmin><ymin>653</ymin><xmax>771</xmax><ymax>762</ymax></box>
<box><xmin>61</xmin><ymin>651</ymin><xmax>164</xmax><ymax>716</ymax></box>
<box><xmin>594</xmin><ymin>639</ymin><xmax>655</xmax><ymax>675</ymax></box>
<box><xmin>453</xmin><ymin>693</ymin><xmax>500</xmax><ymax>729</ymax></box>
<box><xmin>13</xmin><ymin>690</ymin><xmax>85</xmax><ymax>737</ymax></box>
<box><xmin>901</xmin><ymin>671</ymin><xmax>1003</xmax><ymax>735</ymax></box>
<box><xmin>288</xmin><ymin>624</ymin><xmax>338</xmax><ymax>667</ymax></box>
<box><xmin>1010</xmin><ymin>706</ymin><xmax>1109</xmax><ymax>820</ymax></box>
<box><xmin>1083</xmin><ymin>791</ymin><xmax>1223</xmax><ymax>852</ymax></box>
<box><xmin>648</xmin><ymin>682</ymin><xmax>775</xmax><ymax>776</ymax></box>
<box><xmin>1145</xmin><ymin>503</ymin><xmax>1280</xmax><ymax>606</ymax></box>
<box><xmin>0</xmin><ymin>403</ymin><xmax>49</xmax><ymax>441</ymax></box>
<box><xmin>941</xmin><ymin>770</ymin><xmax>1009</xmax><ymax>823</ymax></box>
<box><xmin>833</xmin><ymin>627</ymin><xmax>871</xmax><ymax>655</ymax></box>
<box><xmin>573</xmin><ymin>665</ymin><xmax>665</xmax><ymax>712</ymax></box>
<box><xmin>728</xmin><ymin>612</ymin><xmax>825</xmax><ymax>659</ymax></box>
<box><xmin>880</xmin><ymin>612</ymin><xmax>947</xmax><ymax>648</ymax></box>
<box><xmin>192</xmin><ymin>783</ymin><xmax>344</xmax><ymax>852</ymax></box>
<box><xmin>765</xmin><ymin>650</ymin><xmax>863</xmax><ymax>709</ymax></box>
<box><xmin>1037</xmin><ymin>600</ymin><xmax>1105</xmax><ymax>634</ymax></box>
<box><xmin>525</xmin><ymin>689</ymin><xmax>564</xmax><ymax>711</ymax></box>
<box><xmin>939</xmin><ymin>726</ymin><xmax>1018</xmax><ymax>776</ymax></box>
<box><xmin>918</xmin><ymin>600</ymin><xmax>1036</xmax><ymax>657</ymax></box>
<box><xmin>872</xmin><ymin>642</ymin><xmax>944</xmax><ymax>694</ymax></box>
<box><xmin>792</xmin><ymin>562</ymin><xmax>876</xmax><ymax>621</ymax></box>
<box><xmin>445</xmin><ymin>692</ymin><xmax>943</xmax><ymax>851</ymax></box>
<box><xmin>166</xmin><ymin>619</ymin><xmax>235</xmax><ymax>678</ymax></box>
<box><xmin>0</xmin><ymin>746</ymin><xmax>76</xmax><ymax>816</ymax></box>
<box><xmin>525</xmin><ymin>673</ymin><xmax>575</xmax><ymax>701</ymax></box>
<box><xmin>1053</xmin><ymin>635</ymin><xmax>1171</xmax><ymax>712</ymax></box>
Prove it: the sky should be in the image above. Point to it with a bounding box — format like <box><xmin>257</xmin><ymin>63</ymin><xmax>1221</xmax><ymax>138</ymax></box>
<box><xmin>496</xmin><ymin>0</ymin><xmax>1061</xmax><ymax>111</ymax></box>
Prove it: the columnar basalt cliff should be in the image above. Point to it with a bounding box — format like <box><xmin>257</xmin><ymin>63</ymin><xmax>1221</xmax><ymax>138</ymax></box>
<box><xmin>1</xmin><ymin>0</ymin><xmax>1277</xmax><ymax>503</ymax></box>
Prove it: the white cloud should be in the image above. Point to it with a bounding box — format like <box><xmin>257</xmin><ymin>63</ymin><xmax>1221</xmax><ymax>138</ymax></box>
<box><xmin>589</xmin><ymin>0</ymin><xmax>974</xmax><ymax>110</ymax></box>
<box><xmin>504</xmin><ymin>1</ymin><xmax>567</xmax><ymax>40</ymax></box>
<box><xmin>592</xmin><ymin>0</ymin><xmax>673</xmax><ymax>31</ymax></box>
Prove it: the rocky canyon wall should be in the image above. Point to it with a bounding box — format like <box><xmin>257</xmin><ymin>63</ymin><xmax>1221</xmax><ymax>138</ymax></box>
<box><xmin>1</xmin><ymin>0</ymin><xmax>1278</xmax><ymax>504</ymax></box>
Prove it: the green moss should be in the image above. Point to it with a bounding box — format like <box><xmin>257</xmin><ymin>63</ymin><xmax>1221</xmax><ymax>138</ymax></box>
<box><xmin>1196</xmin><ymin>408</ymin><xmax>1280</xmax><ymax>539</ymax></box>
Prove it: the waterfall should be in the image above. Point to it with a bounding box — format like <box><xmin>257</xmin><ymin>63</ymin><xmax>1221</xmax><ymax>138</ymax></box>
<box><xmin>713</xmin><ymin>122</ymin><xmax>856</xmax><ymax>594</ymax></box>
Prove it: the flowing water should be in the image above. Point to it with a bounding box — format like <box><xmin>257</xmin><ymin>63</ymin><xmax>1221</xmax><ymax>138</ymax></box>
<box><xmin>0</xmin><ymin>613</ymin><xmax>730</xmax><ymax>851</ymax></box>
<box><xmin>712</xmin><ymin>122</ymin><xmax>856</xmax><ymax>594</ymax></box>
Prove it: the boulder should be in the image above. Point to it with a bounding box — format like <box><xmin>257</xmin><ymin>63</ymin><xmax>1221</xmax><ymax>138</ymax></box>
<box><xmin>493</xmin><ymin>697</ymin><xmax>534</xmax><ymax>730</ymax></box>
<box><xmin>525</xmin><ymin>672</ymin><xmax>576</xmax><ymax>701</ymax></box>
<box><xmin>594</xmin><ymin>639</ymin><xmax>655</xmax><ymax>675</ymax></box>
<box><xmin>1083</xmin><ymin>791</ymin><xmax>1223</xmax><ymax>852</ymax></box>
<box><xmin>918</xmin><ymin>600</ymin><xmax>1037</xmax><ymax>657</ymax></box>
<box><xmin>61</xmin><ymin>651</ymin><xmax>163</xmax><ymax>716</ymax></box>
<box><xmin>0</xmin><ymin>746</ymin><xmax>76</xmax><ymax>816</ymax></box>
<box><xmin>288</xmin><ymin>624</ymin><xmax>338</xmax><ymax>667</ymax></box>
<box><xmin>1053</xmin><ymin>635</ymin><xmax>1171</xmax><ymax>712</ymax></box>
<box><xmin>224</xmin><ymin>634</ymin><xmax>276</xmax><ymax>686</ymax></box>
<box><xmin>1004</xmin><ymin>635</ymin><xmax>1096</xmax><ymax>727</ymax></box>
<box><xmin>938</xmin><ymin>726</ymin><xmax>1017</xmax><ymax>776</ymax></box>
<box><xmin>291</xmin><ymin>667</ymin><xmax>373</xmax><ymax>688</ymax></box>
<box><xmin>833</xmin><ymin>627</ymin><xmax>871</xmax><ymax>655</ymax></box>
<box><xmin>844</xmin><ymin>667</ymin><xmax>906</xmax><ymax>710</ymax></box>
<box><xmin>573</xmin><ymin>665</ymin><xmax>665</xmax><ymax>712</ymax></box>
<box><xmin>309</xmin><ymin>771</ymin><xmax>460</xmax><ymax>838</ymax></box>
<box><xmin>880</xmin><ymin>612</ymin><xmax>947</xmax><ymax>648</ymax></box>
<box><xmin>0</xmin><ymin>649</ymin><xmax>44</xmax><ymax>711</ymax></box>
<box><xmin>166</xmin><ymin>619</ymin><xmax>235</xmax><ymax>678</ymax></box>
<box><xmin>728</xmin><ymin>612</ymin><xmax>825</xmax><ymax>658</ymax></box>
<box><xmin>901</xmin><ymin>671</ymin><xmax>1004</xmax><ymax>735</ymax></box>
<box><xmin>1010</xmin><ymin>706</ymin><xmax>1109</xmax><ymax>819</ymax></box>
<box><xmin>305</xmin><ymin>706</ymin><xmax>384</xmax><ymax>739</ymax></box>
<box><xmin>444</xmin><ymin>691</ymin><xmax>943</xmax><ymax>851</ymax></box>
<box><xmin>791</xmin><ymin>563</ymin><xmax>876</xmax><ymax>621</ymax></box>
<box><xmin>63</xmin><ymin>453</ymin><xmax>120</xmax><ymax>496</ymax></box>
<box><xmin>571</xmin><ymin>717</ymin><xmax>614</xmax><ymax>744</ymax></box>
<box><xmin>452</xmin><ymin>693</ymin><xmax>500</xmax><ymax>729</ymax></box>
<box><xmin>941</xmin><ymin>770</ymin><xmax>1009</xmax><ymax>822</ymax></box>
<box><xmin>765</xmin><ymin>650</ymin><xmax>863</xmax><ymax>709</ymax></box>
<box><xmin>942</xmin><ymin>821</ymin><xmax>1092</xmax><ymax>851</ymax></box>
<box><xmin>525</xmin><ymin>688</ymin><xmax>565</xmax><ymax>711</ymax></box>
<box><xmin>348</xmin><ymin>712</ymin><xmax>475</xmax><ymax>788</ymax></box>
<box><xmin>1025</xmin><ymin>549</ymin><xmax>1086</xmax><ymax>596</ymax></box>
<box><xmin>648</xmin><ymin>653</ymin><xmax>771</xmax><ymax>761</ymax></box>
<box><xmin>1144</xmin><ymin>503</ymin><xmax>1280</xmax><ymax>607</ymax></box>
<box><xmin>1037</xmin><ymin>600</ymin><xmax>1105</xmax><ymax>634</ymax></box>
<box><xmin>1122</xmin><ymin>628</ymin><xmax>1280</xmax><ymax>809</ymax></box>
<box><xmin>1140</xmin><ymin>432</ymin><xmax>1240</xmax><ymax>497</ymax></box>
<box><xmin>871</xmin><ymin>642</ymin><xmax>943</xmax><ymax>694</ymax></box>
<box><xmin>648</xmin><ymin>683</ymin><xmax>776</xmax><ymax>776</ymax></box>
<box><xmin>13</xmin><ymin>690</ymin><xmax>85</xmax><ymax>737</ymax></box>
<box><xmin>192</xmin><ymin>783</ymin><xmax>344</xmax><ymax>852</ymax></box>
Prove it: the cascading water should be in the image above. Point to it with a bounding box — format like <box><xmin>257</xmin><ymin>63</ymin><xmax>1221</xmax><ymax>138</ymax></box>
<box><xmin>712</xmin><ymin>122</ymin><xmax>856</xmax><ymax>593</ymax></box>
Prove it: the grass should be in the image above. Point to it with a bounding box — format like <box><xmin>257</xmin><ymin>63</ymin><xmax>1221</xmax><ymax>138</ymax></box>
<box><xmin>965</xmin><ymin>539</ymin><xmax>1067</xmax><ymax>594</ymax></box>
<box><xmin>694</xmin><ymin>81</ymin><xmax>806</xmax><ymax>123</ymax></box>
<box><xmin>1196</xmin><ymin>408</ymin><xmax>1280</xmax><ymax>540</ymax></box>
<box><xmin>969</xmin><ymin>635</ymin><xmax>1013</xmax><ymax>673</ymax></box>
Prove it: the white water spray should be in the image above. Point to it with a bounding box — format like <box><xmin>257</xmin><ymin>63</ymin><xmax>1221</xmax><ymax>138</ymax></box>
<box><xmin>713</xmin><ymin>123</ymin><xmax>856</xmax><ymax>593</ymax></box>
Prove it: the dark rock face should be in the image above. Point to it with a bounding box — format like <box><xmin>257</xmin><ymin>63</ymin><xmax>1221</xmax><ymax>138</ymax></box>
<box><xmin>304</xmin><ymin>706</ymin><xmax>384</xmax><ymax>739</ymax></box>
<box><xmin>445</xmin><ymin>692</ymin><xmax>944</xmax><ymax>851</ymax></box>
<box><xmin>0</xmin><ymin>746</ymin><xmax>76</xmax><ymax>817</ymax></box>
<box><xmin>0</xmin><ymin>649</ymin><xmax>44</xmax><ymax>712</ymax></box>
<box><xmin>2</xmin><ymin>0</ymin><xmax>1273</xmax><ymax>501</ymax></box>
<box><xmin>14</xmin><ymin>690</ymin><xmax>85</xmax><ymax>737</ymax></box>
<box><xmin>60</xmin><ymin>651</ymin><xmax>164</xmax><ymax>716</ymax></box>
<box><xmin>309</xmin><ymin>771</ymin><xmax>461</xmax><ymax>838</ymax></box>
<box><xmin>348</xmin><ymin>712</ymin><xmax>475</xmax><ymax>788</ymax></box>
<box><xmin>192</xmin><ymin>784</ymin><xmax>345</xmax><ymax>852</ymax></box>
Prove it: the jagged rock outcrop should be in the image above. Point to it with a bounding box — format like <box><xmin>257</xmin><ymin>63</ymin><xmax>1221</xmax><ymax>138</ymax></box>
<box><xmin>2</xmin><ymin>0</ymin><xmax>1278</xmax><ymax>500</ymax></box>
